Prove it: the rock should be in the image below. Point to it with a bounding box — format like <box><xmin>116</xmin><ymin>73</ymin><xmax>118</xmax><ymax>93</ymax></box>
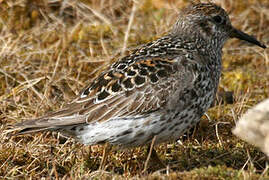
<box><xmin>233</xmin><ymin>99</ymin><xmax>269</xmax><ymax>156</ymax></box>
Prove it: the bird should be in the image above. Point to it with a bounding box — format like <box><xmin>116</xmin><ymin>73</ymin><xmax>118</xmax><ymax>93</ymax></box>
<box><xmin>12</xmin><ymin>3</ymin><xmax>266</xmax><ymax>166</ymax></box>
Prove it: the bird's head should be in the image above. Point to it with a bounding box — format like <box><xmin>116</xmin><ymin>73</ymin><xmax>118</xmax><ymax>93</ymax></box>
<box><xmin>171</xmin><ymin>3</ymin><xmax>266</xmax><ymax>49</ymax></box>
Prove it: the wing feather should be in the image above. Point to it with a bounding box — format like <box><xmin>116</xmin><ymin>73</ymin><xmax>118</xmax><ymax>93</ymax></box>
<box><xmin>14</xmin><ymin>37</ymin><xmax>199</xmax><ymax>134</ymax></box>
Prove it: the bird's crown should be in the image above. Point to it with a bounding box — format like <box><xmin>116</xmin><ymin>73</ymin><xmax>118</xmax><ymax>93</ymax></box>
<box><xmin>172</xmin><ymin>3</ymin><xmax>232</xmax><ymax>46</ymax></box>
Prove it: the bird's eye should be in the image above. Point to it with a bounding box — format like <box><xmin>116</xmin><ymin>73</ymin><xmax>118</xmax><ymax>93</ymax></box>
<box><xmin>213</xmin><ymin>15</ymin><xmax>224</xmax><ymax>24</ymax></box>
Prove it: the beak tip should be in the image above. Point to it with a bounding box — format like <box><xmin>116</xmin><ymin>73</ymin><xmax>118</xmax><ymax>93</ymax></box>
<box><xmin>260</xmin><ymin>43</ymin><xmax>267</xmax><ymax>49</ymax></box>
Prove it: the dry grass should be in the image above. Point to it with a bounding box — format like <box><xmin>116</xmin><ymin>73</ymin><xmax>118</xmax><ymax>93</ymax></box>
<box><xmin>0</xmin><ymin>0</ymin><xmax>268</xmax><ymax>179</ymax></box>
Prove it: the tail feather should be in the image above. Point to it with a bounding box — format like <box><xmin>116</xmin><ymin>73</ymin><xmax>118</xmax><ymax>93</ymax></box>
<box><xmin>14</xmin><ymin>126</ymin><xmax>58</xmax><ymax>135</ymax></box>
<box><xmin>13</xmin><ymin>108</ymin><xmax>87</xmax><ymax>135</ymax></box>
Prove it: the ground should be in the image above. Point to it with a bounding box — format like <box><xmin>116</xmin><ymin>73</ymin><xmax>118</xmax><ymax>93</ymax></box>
<box><xmin>0</xmin><ymin>0</ymin><xmax>268</xmax><ymax>179</ymax></box>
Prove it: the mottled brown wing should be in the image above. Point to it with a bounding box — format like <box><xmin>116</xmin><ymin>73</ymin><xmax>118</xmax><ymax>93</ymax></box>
<box><xmin>15</xmin><ymin>55</ymin><xmax>196</xmax><ymax>133</ymax></box>
<box><xmin>68</xmin><ymin>57</ymin><xmax>186</xmax><ymax>123</ymax></box>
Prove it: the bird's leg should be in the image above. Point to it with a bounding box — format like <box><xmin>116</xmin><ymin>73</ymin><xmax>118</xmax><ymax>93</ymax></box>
<box><xmin>148</xmin><ymin>146</ymin><xmax>166</xmax><ymax>169</ymax></box>
<box><xmin>99</xmin><ymin>143</ymin><xmax>112</xmax><ymax>170</ymax></box>
<box><xmin>143</xmin><ymin>136</ymin><xmax>166</xmax><ymax>172</ymax></box>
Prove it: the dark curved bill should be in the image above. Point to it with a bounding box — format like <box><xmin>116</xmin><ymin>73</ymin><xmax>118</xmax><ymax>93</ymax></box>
<box><xmin>230</xmin><ymin>28</ymin><xmax>266</xmax><ymax>49</ymax></box>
